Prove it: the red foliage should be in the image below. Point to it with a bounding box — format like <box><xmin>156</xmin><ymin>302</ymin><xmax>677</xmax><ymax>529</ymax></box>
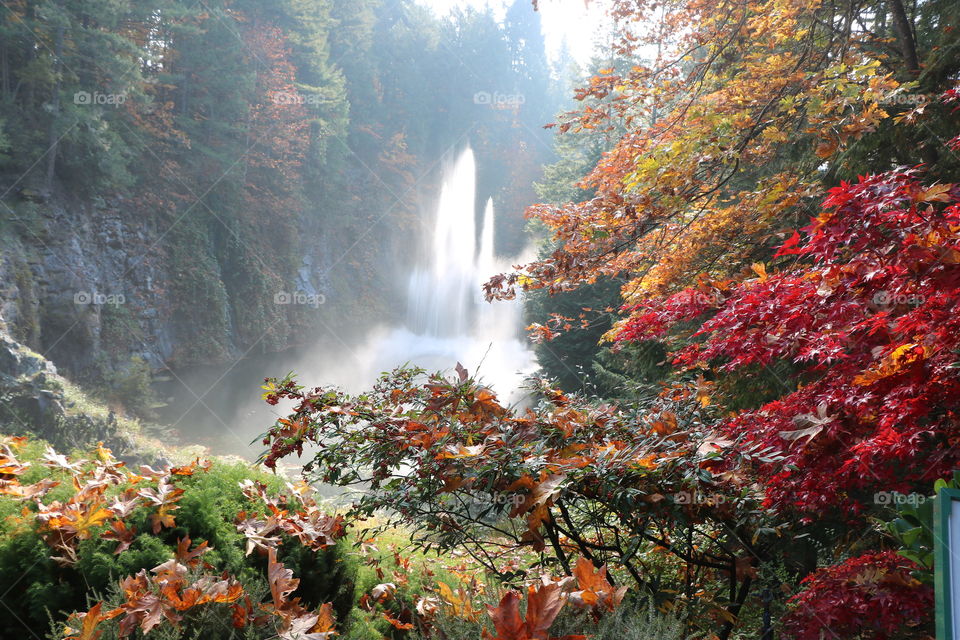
<box><xmin>783</xmin><ymin>551</ymin><xmax>932</xmax><ymax>640</ymax></box>
<box><xmin>616</xmin><ymin>167</ymin><xmax>960</xmax><ymax>516</ymax></box>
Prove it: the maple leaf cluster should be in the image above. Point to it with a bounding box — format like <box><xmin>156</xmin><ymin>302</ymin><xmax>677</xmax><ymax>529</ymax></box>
<box><xmin>0</xmin><ymin>436</ymin><xmax>348</xmax><ymax>640</ymax></box>
<box><xmin>235</xmin><ymin>477</ymin><xmax>346</xmax><ymax>554</ymax></box>
<box><xmin>1</xmin><ymin>440</ymin><xmax>201</xmax><ymax>565</ymax></box>
<box><xmin>782</xmin><ymin>551</ymin><xmax>932</xmax><ymax>639</ymax></box>
<box><xmin>615</xmin><ymin>166</ymin><xmax>960</xmax><ymax>516</ymax></box>
<box><xmin>63</xmin><ymin>545</ymin><xmax>337</xmax><ymax>640</ymax></box>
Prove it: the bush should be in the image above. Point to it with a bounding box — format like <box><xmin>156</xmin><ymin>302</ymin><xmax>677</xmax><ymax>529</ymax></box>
<box><xmin>559</xmin><ymin>601</ymin><xmax>688</xmax><ymax>640</ymax></box>
<box><xmin>0</xmin><ymin>439</ymin><xmax>356</xmax><ymax>636</ymax></box>
<box><xmin>103</xmin><ymin>355</ymin><xmax>160</xmax><ymax>420</ymax></box>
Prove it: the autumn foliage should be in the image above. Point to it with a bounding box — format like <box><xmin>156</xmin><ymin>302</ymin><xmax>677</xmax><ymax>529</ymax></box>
<box><xmin>353</xmin><ymin>542</ymin><xmax>626</xmax><ymax>640</ymax></box>
<box><xmin>487</xmin><ymin>0</ymin><xmax>917</xmax><ymax>303</ymax></box>
<box><xmin>782</xmin><ymin>551</ymin><xmax>932</xmax><ymax>640</ymax></box>
<box><xmin>467</xmin><ymin>0</ymin><xmax>960</xmax><ymax>636</ymax></box>
<box><xmin>0</xmin><ymin>436</ymin><xmax>346</xmax><ymax>639</ymax></box>
<box><xmin>616</xmin><ymin>166</ymin><xmax>960</xmax><ymax>516</ymax></box>
<box><xmin>261</xmin><ymin>3</ymin><xmax>960</xmax><ymax>633</ymax></box>
<box><xmin>261</xmin><ymin>358</ymin><xmax>783</xmax><ymax>635</ymax></box>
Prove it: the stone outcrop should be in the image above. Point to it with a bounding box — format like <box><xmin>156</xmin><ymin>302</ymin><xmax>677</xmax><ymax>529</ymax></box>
<box><xmin>0</xmin><ymin>311</ymin><xmax>167</xmax><ymax>464</ymax></box>
<box><xmin>0</xmin><ymin>184</ymin><xmax>338</xmax><ymax>378</ymax></box>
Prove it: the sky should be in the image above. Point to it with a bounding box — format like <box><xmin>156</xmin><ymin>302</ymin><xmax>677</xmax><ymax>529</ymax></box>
<box><xmin>415</xmin><ymin>0</ymin><xmax>610</xmax><ymax>65</ymax></box>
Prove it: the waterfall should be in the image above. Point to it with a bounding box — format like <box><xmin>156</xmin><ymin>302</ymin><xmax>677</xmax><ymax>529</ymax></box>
<box><xmin>368</xmin><ymin>146</ymin><xmax>535</xmax><ymax>395</ymax></box>
<box><xmin>161</xmin><ymin>146</ymin><xmax>536</xmax><ymax>456</ymax></box>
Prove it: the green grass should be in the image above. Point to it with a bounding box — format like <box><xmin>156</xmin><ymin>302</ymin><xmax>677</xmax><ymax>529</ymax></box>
<box><xmin>58</xmin><ymin>378</ymin><xmax>206</xmax><ymax>464</ymax></box>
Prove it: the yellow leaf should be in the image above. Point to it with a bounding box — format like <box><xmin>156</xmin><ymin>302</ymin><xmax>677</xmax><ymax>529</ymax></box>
<box><xmin>751</xmin><ymin>262</ymin><xmax>768</xmax><ymax>282</ymax></box>
<box><xmin>916</xmin><ymin>183</ymin><xmax>953</xmax><ymax>203</ymax></box>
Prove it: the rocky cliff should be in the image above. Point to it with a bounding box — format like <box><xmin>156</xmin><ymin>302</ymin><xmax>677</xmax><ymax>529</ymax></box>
<box><xmin>0</xmin><ymin>182</ymin><xmax>386</xmax><ymax>387</ymax></box>
<box><xmin>0</xmin><ymin>308</ymin><xmax>175</xmax><ymax>464</ymax></box>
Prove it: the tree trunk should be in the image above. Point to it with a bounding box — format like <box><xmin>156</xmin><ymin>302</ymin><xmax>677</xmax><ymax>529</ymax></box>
<box><xmin>544</xmin><ymin>513</ymin><xmax>572</xmax><ymax>575</ymax></box>
<box><xmin>44</xmin><ymin>24</ymin><xmax>65</xmax><ymax>195</ymax></box>
<box><xmin>718</xmin><ymin>573</ymin><xmax>753</xmax><ymax>640</ymax></box>
<box><xmin>887</xmin><ymin>0</ymin><xmax>920</xmax><ymax>75</ymax></box>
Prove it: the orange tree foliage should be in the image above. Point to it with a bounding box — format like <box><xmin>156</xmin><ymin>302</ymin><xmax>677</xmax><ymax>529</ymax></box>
<box><xmin>261</xmin><ymin>365</ymin><xmax>787</xmax><ymax>636</ymax></box>
<box><xmin>488</xmin><ymin>0</ymin><xmax>955</xmax><ymax>303</ymax></box>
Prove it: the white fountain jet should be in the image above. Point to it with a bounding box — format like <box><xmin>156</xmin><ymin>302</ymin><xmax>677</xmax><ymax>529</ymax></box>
<box><xmin>287</xmin><ymin>146</ymin><xmax>535</xmax><ymax>400</ymax></box>
<box><xmin>380</xmin><ymin>146</ymin><xmax>535</xmax><ymax>394</ymax></box>
<box><xmin>406</xmin><ymin>149</ymin><xmax>478</xmax><ymax>337</ymax></box>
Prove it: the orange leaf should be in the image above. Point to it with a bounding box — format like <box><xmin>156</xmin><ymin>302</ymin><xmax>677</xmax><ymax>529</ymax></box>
<box><xmin>383</xmin><ymin>613</ymin><xmax>414</xmax><ymax>630</ymax></box>
<box><xmin>64</xmin><ymin>601</ymin><xmax>106</xmax><ymax>640</ymax></box>
<box><xmin>487</xmin><ymin>591</ymin><xmax>526</xmax><ymax>640</ymax></box>
<box><xmin>314</xmin><ymin>602</ymin><xmax>337</xmax><ymax>634</ymax></box>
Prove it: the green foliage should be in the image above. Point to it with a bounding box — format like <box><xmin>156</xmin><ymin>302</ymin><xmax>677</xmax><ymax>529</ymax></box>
<box><xmin>884</xmin><ymin>474</ymin><xmax>960</xmax><ymax>576</ymax></box>
<box><xmin>590</xmin><ymin>340</ymin><xmax>671</xmax><ymax>399</ymax></box>
<box><xmin>553</xmin><ymin>601</ymin><xmax>689</xmax><ymax>640</ymax></box>
<box><xmin>0</xmin><ymin>449</ymin><xmax>356</xmax><ymax>635</ymax></box>
<box><xmin>0</xmin><ymin>117</ymin><xmax>9</xmax><ymax>163</ymax></box>
<box><xmin>166</xmin><ymin>220</ymin><xmax>232</xmax><ymax>363</ymax></box>
<box><xmin>523</xmin><ymin>275</ymin><xmax>623</xmax><ymax>393</ymax></box>
<box><xmin>102</xmin><ymin>356</ymin><xmax>159</xmax><ymax>420</ymax></box>
<box><xmin>710</xmin><ymin>359</ymin><xmax>801</xmax><ymax>413</ymax></box>
<box><xmin>11</xmin><ymin>257</ymin><xmax>40</xmax><ymax>346</ymax></box>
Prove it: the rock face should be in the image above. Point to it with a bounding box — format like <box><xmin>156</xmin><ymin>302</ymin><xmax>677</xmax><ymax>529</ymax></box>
<box><xmin>0</xmin><ymin>329</ymin><xmax>56</xmax><ymax>382</ymax></box>
<box><xmin>0</xmin><ymin>189</ymin><xmax>175</xmax><ymax>374</ymax></box>
<box><xmin>0</xmin><ymin>328</ymin><xmax>63</xmax><ymax>434</ymax></box>
<box><xmin>0</xmin><ymin>311</ymin><xmax>165</xmax><ymax>464</ymax></box>
<box><xmin>0</xmin><ymin>184</ymin><xmax>338</xmax><ymax>378</ymax></box>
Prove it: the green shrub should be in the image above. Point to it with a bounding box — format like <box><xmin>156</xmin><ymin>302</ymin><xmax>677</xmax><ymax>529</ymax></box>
<box><xmin>553</xmin><ymin>601</ymin><xmax>689</xmax><ymax>640</ymax></box>
<box><xmin>102</xmin><ymin>355</ymin><xmax>160</xmax><ymax>420</ymax></box>
<box><xmin>0</xmin><ymin>446</ymin><xmax>356</xmax><ymax>636</ymax></box>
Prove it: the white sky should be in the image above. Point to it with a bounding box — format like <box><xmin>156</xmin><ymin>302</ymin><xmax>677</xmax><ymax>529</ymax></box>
<box><xmin>416</xmin><ymin>0</ymin><xmax>609</xmax><ymax>66</ymax></box>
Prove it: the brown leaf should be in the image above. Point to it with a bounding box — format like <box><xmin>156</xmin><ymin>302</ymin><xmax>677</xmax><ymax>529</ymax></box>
<box><xmin>487</xmin><ymin>591</ymin><xmax>526</xmax><ymax>640</ymax></box>
<box><xmin>268</xmin><ymin>547</ymin><xmax>300</xmax><ymax>610</ymax></box>
<box><xmin>523</xmin><ymin>577</ymin><xmax>568</xmax><ymax>639</ymax></box>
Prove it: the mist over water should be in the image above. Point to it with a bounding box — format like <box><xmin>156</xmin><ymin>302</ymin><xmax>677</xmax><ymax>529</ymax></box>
<box><xmin>163</xmin><ymin>147</ymin><xmax>535</xmax><ymax>457</ymax></box>
<box><xmin>302</xmin><ymin>146</ymin><xmax>536</xmax><ymax>399</ymax></box>
<box><xmin>396</xmin><ymin>147</ymin><xmax>535</xmax><ymax>385</ymax></box>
